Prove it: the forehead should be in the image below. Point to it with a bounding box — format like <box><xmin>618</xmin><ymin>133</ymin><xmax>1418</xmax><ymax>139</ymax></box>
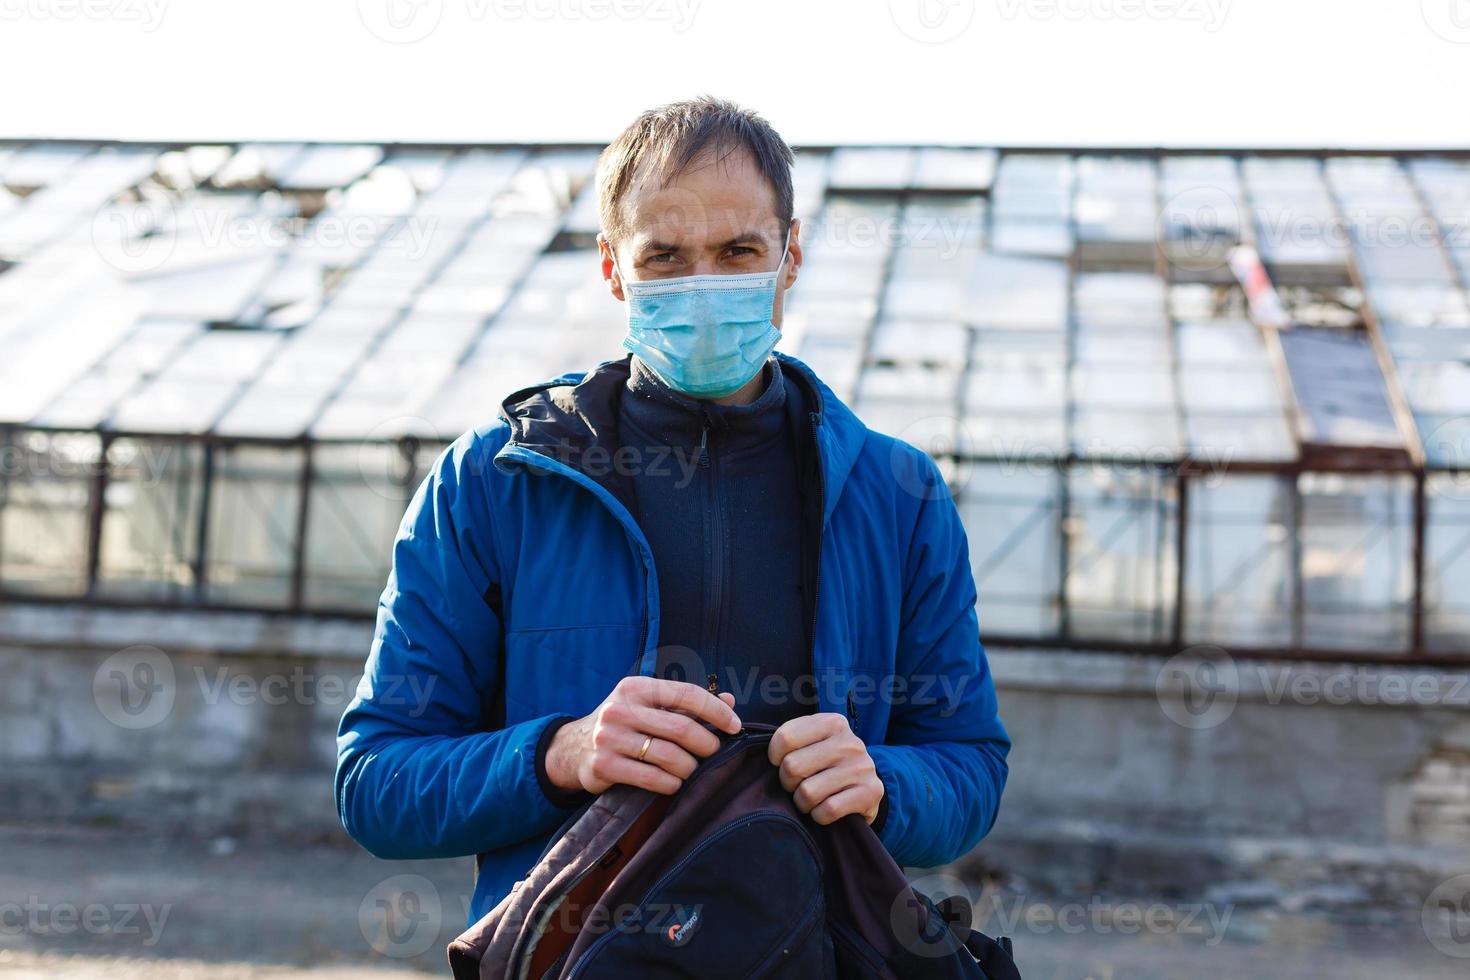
<box><xmin>619</xmin><ymin>146</ymin><xmax>782</xmax><ymax>245</ymax></box>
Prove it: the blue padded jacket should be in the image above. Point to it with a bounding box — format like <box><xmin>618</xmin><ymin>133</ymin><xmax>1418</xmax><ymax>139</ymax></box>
<box><xmin>335</xmin><ymin>352</ymin><xmax>1010</xmax><ymax>924</ymax></box>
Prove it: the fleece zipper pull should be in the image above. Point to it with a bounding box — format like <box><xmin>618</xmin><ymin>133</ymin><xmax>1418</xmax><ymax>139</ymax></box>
<box><xmin>697</xmin><ymin>416</ymin><xmax>710</xmax><ymax>468</ymax></box>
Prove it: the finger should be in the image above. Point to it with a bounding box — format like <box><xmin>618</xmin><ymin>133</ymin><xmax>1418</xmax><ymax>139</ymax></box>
<box><xmin>640</xmin><ymin>678</ymin><xmax>741</xmax><ymax>734</ymax></box>
<box><xmin>718</xmin><ymin>692</ymin><xmax>736</xmax><ymax>709</ymax></box>
<box><xmin>590</xmin><ymin>754</ymin><xmax>684</xmax><ymax>796</ymax></box>
<box><xmin>768</xmin><ymin>713</ymin><xmax>844</xmax><ymax>766</ymax></box>
<box><xmin>809</xmin><ymin>784</ymin><xmax>881</xmax><ymax>826</ymax></box>
<box><xmin>775</xmin><ymin>739</ymin><xmax>846</xmax><ymax>793</ymax></box>
<box><xmin>619</xmin><ymin>731</ymin><xmax>699</xmax><ymax>781</ymax></box>
<box><xmin>788</xmin><ymin>766</ymin><xmax>861</xmax><ymax>815</ymax></box>
<box><xmin>628</xmin><ymin>704</ymin><xmax>723</xmax><ymax>757</ymax></box>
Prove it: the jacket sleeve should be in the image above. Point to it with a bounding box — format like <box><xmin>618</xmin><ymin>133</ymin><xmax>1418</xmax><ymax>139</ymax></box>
<box><xmin>866</xmin><ymin>453</ymin><xmax>1010</xmax><ymax>869</ymax></box>
<box><xmin>334</xmin><ymin>434</ymin><xmax>581</xmax><ymax>860</ymax></box>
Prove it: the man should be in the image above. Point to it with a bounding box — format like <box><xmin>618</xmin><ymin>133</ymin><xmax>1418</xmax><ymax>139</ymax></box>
<box><xmin>335</xmin><ymin>97</ymin><xmax>1009</xmax><ymax>925</ymax></box>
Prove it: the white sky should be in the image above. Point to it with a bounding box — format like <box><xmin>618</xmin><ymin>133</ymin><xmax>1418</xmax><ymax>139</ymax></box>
<box><xmin>0</xmin><ymin>0</ymin><xmax>1466</xmax><ymax>148</ymax></box>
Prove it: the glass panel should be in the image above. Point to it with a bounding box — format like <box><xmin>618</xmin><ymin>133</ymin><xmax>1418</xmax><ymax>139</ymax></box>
<box><xmin>1178</xmin><ymin>366</ymin><xmax>1284</xmax><ymax>412</ymax></box>
<box><xmin>214</xmin><ymin>385</ymin><xmax>327</xmax><ymax>439</ymax></box>
<box><xmin>0</xmin><ymin>431</ymin><xmax>99</xmax><ymax>595</ymax></box>
<box><xmin>1421</xmin><ymin>413</ymin><xmax>1470</xmax><ymax>468</ymax></box>
<box><xmin>869</xmin><ymin>318</ymin><xmax>968</xmax><ymax>368</ymax></box>
<box><xmin>303</xmin><ymin>444</ymin><xmax>410</xmax><ymax>610</ymax></box>
<box><xmin>96</xmin><ymin>438</ymin><xmax>204</xmax><ymax>600</ymax></box>
<box><xmin>1298</xmin><ymin>472</ymin><xmax>1413</xmax><ymax>652</ymax></box>
<box><xmin>992</xmin><ymin>154</ymin><xmax>1073</xmax><ymax>221</ymax></box>
<box><xmin>1425</xmin><ymin>475</ymin><xmax>1470</xmax><ymax>653</ymax></box>
<box><xmin>1064</xmin><ymin>466</ymin><xmax>1177</xmax><ymax>644</ymax></box>
<box><xmin>966</xmin><ymin>254</ymin><xmax>1068</xmax><ymax>330</ymax></box>
<box><xmin>1072</xmin><ymin>408</ymin><xmax>1182</xmax><ymax>458</ymax></box>
<box><xmin>0</xmin><ymin>144</ymin><xmax>91</xmax><ymax>189</ymax></box>
<box><xmin>958</xmin><ymin>463</ymin><xmax>1061</xmax><ymax>637</ymax></box>
<box><xmin>1395</xmin><ymin>361</ymin><xmax>1470</xmax><ymax>415</ymax></box>
<box><xmin>990</xmin><ymin>218</ymin><xmax>1071</xmax><ymax>257</ymax></box>
<box><xmin>827</xmin><ymin>148</ymin><xmax>915</xmax><ymax>190</ymax></box>
<box><xmin>1072</xmin><ymin>365</ymin><xmax>1175</xmax><ymax>410</ymax></box>
<box><xmin>275</xmin><ymin>145</ymin><xmax>384</xmax><ymax>190</ymax></box>
<box><xmin>963</xmin><ymin>410</ymin><xmax>1067</xmax><ymax>460</ymax></box>
<box><xmin>966</xmin><ymin>361</ymin><xmax>1065</xmax><ymax>412</ymax></box>
<box><xmin>784</xmin><ymin>335</ymin><xmax>862</xmax><ymax>402</ymax></box>
<box><xmin>205</xmin><ymin>445</ymin><xmax>303</xmax><ymax>606</ymax></box>
<box><xmin>1184</xmin><ymin>475</ymin><xmax>1295</xmax><ymax>647</ymax></box>
<box><xmin>912</xmin><ymin>148</ymin><xmax>997</xmax><ymax>191</ymax></box>
<box><xmin>1184</xmin><ymin>413</ymin><xmax>1296</xmax><ymax>463</ymax></box>
<box><xmin>1176</xmin><ymin>320</ymin><xmax>1270</xmax><ymax>366</ymax></box>
<box><xmin>853</xmin><ymin>364</ymin><xmax>961</xmax><ymax>441</ymax></box>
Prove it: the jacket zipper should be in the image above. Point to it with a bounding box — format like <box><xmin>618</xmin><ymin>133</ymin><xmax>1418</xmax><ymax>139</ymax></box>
<box><xmin>807</xmin><ymin>411</ymin><xmax>827</xmax><ymax>711</ymax></box>
<box><xmin>699</xmin><ymin>412</ymin><xmax>724</xmax><ymax>696</ymax></box>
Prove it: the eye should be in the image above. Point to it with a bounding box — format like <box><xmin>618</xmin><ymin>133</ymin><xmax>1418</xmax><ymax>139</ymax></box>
<box><xmin>647</xmin><ymin>252</ymin><xmax>678</xmax><ymax>265</ymax></box>
<box><xmin>726</xmin><ymin>246</ymin><xmax>757</xmax><ymax>259</ymax></box>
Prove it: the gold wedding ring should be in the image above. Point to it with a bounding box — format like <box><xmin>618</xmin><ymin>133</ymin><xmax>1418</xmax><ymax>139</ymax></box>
<box><xmin>637</xmin><ymin>735</ymin><xmax>653</xmax><ymax>762</ymax></box>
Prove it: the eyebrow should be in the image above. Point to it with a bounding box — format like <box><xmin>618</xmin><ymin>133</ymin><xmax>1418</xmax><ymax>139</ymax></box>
<box><xmin>637</xmin><ymin>232</ymin><xmax>769</xmax><ymax>256</ymax></box>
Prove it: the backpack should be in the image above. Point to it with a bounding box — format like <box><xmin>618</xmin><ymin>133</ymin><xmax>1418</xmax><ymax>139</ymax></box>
<box><xmin>448</xmin><ymin>723</ymin><xmax>1020</xmax><ymax>979</ymax></box>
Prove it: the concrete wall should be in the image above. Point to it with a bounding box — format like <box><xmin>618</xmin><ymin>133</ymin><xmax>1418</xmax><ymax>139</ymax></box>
<box><xmin>0</xmin><ymin>604</ymin><xmax>368</xmax><ymax>842</ymax></box>
<box><xmin>3</xmin><ymin>604</ymin><xmax>1467</xmax><ymax>898</ymax></box>
<box><xmin>971</xmin><ymin>648</ymin><xmax>1470</xmax><ymax>899</ymax></box>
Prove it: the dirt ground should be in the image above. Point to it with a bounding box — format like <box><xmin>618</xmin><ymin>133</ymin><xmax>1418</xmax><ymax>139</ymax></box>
<box><xmin>0</xmin><ymin>825</ymin><xmax>1464</xmax><ymax>979</ymax></box>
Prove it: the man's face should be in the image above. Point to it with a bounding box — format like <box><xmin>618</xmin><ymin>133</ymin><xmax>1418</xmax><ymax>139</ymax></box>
<box><xmin>599</xmin><ymin>146</ymin><xmax>801</xmax><ymax>328</ymax></box>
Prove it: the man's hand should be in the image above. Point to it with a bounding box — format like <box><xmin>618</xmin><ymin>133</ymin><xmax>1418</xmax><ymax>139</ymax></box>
<box><xmin>769</xmin><ymin>713</ymin><xmax>884</xmax><ymax>825</ymax></box>
<box><xmin>545</xmin><ymin>676</ymin><xmax>741</xmax><ymax>796</ymax></box>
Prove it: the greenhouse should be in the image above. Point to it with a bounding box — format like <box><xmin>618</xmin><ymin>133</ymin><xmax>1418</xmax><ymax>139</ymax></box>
<box><xmin>0</xmin><ymin>140</ymin><xmax>1466</xmax><ymax>661</ymax></box>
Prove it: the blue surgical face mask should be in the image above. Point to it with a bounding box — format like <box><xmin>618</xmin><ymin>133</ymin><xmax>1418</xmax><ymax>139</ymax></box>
<box><xmin>615</xmin><ymin>226</ymin><xmax>792</xmax><ymax>399</ymax></box>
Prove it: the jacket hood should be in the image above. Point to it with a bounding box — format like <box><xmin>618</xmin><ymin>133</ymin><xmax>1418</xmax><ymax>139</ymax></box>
<box><xmin>495</xmin><ymin>352</ymin><xmax>868</xmax><ymax>523</ymax></box>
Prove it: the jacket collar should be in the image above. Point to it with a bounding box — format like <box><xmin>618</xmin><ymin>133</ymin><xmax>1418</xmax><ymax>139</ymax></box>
<box><xmin>495</xmin><ymin>352</ymin><xmax>867</xmax><ymax>525</ymax></box>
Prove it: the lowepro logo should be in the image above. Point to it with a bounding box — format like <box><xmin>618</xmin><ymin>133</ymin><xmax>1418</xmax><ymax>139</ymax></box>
<box><xmin>662</xmin><ymin>907</ymin><xmax>701</xmax><ymax>947</ymax></box>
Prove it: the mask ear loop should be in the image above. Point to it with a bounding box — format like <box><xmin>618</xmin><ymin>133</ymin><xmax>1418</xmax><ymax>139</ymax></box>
<box><xmin>773</xmin><ymin>222</ymin><xmax>794</xmax><ymax>282</ymax></box>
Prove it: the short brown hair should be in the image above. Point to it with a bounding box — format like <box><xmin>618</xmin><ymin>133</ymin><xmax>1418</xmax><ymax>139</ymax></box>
<box><xmin>596</xmin><ymin>96</ymin><xmax>795</xmax><ymax>243</ymax></box>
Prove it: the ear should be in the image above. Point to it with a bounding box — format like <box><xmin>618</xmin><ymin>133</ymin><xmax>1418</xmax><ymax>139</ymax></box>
<box><xmin>598</xmin><ymin>233</ymin><xmax>626</xmax><ymax>302</ymax></box>
<box><xmin>781</xmin><ymin>218</ymin><xmax>802</xmax><ymax>292</ymax></box>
